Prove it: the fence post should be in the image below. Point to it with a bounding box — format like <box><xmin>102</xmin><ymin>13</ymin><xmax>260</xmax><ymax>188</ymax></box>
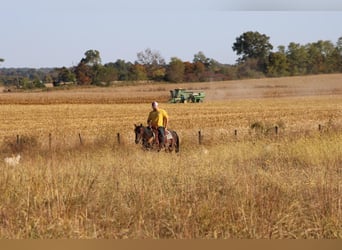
<box><xmin>79</xmin><ymin>133</ymin><xmax>83</xmax><ymax>145</ymax></box>
<box><xmin>49</xmin><ymin>133</ymin><xmax>52</xmax><ymax>150</ymax></box>
<box><xmin>198</xmin><ymin>130</ymin><xmax>202</xmax><ymax>145</ymax></box>
<box><xmin>318</xmin><ymin>124</ymin><xmax>322</xmax><ymax>132</ymax></box>
<box><xmin>275</xmin><ymin>126</ymin><xmax>278</xmax><ymax>135</ymax></box>
<box><xmin>234</xmin><ymin>129</ymin><xmax>238</xmax><ymax>137</ymax></box>
<box><xmin>117</xmin><ymin>133</ymin><xmax>121</xmax><ymax>145</ymax></box>
<box><xmin>17</xmin><ymin>134</ymin><xmax>20</xmax><ymax>145</ymax></box>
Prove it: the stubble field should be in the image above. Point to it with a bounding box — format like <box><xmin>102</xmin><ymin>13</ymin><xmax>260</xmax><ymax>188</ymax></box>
<box><xmin>0</xmin><ymin>74</ymin><xmax>341</xmax><ymax>239</ymax></box>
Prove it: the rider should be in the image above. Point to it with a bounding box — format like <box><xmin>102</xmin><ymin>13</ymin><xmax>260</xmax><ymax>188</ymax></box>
<box><xmin>147</xmin><ymin>101</ymin><xmax>169</xmax><ymax>147</ymax></box>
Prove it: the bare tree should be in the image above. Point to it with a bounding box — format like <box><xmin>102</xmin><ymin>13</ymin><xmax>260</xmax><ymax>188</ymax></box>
<box><xmin>136</xmin><ymin>48</ymin><xmax>166</xmax><ymax>81</ymax></box>
<box><xmin>137</xmin><ymin>48</ymin><xmax>165</xmax><ymax>66</ymax></box>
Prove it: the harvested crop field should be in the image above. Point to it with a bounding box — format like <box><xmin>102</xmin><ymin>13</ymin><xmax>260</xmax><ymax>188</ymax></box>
<box><xmin>1</xmin><ymin>74</ymin><xmax>342</xmax><ymax>104</ymax></box>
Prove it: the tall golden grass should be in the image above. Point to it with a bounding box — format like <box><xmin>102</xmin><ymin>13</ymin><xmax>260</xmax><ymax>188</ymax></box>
<box><xmin>0</xmin><ymin>75</ymin><xmax>341</xmax><ymax>239</ymax></box>
<box><xmin>0</xmin><ymin>131</ymin><xmax>341</xmax><ymax>238</ymax></box>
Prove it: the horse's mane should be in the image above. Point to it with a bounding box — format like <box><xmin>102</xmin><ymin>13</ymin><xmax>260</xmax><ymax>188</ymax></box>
<box><xmin>143</xmin><ymin>126</ymin><xmax>154</xmax><ymax>138</ymax></box>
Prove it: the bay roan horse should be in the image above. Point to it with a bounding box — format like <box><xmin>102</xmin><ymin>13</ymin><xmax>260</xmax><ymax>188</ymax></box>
<box><xmin>134</xmin><ymin>124</ymin><xmax>180</xmax><ymax>153</ymax></box>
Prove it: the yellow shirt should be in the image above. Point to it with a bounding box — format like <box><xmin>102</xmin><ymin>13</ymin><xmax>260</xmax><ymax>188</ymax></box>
<box><xmin>147</xmin><ymin>108</ymin><xmax>168</xmax><ymax>127</ymax></box>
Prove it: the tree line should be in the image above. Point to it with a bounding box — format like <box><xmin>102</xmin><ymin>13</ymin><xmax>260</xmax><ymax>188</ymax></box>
<box><xmin>1</xmin><ymin>31</ymin><xmax>342</xmax><ymax>89</ymax></box>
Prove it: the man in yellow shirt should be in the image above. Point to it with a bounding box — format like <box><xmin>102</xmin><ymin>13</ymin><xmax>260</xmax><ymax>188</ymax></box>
<box><xmin>147</xmin><ymin>101</ymin><xmax>169</xmax><ymax>147</ymax></box>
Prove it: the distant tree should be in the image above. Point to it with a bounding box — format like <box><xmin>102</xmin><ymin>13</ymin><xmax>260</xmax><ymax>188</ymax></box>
<box><xmin>193</xmin><ymin>61</ymin><xmax>206</xmax><ymax>81</ymax></box>
<box><xmin>129</xmin><ymin>63</ymin><xmax>148</xmax><ymax>81</ymax></box>
<box><xmin>223</xmin><ymin>65</ymin><xmax>239</xmax><ymax>80</ymax></box>
<box><xmin>236</xmin><ymin>58</ymin><xmax>265</xmax><ymax>79</ymax></box>
<box><xmin>306</xmin><ymin>42</ymin><xmax>324</xmax><ymax>74</ymax></box>
<box><xmin>75</xmin><ymin>50</ymin><xmax>102</xmax><ymax>85</ymax></box>
<box><xmin>193</xmin><ymin>51</ymin><xmax>210</xmax><ymax>67</ymax></box>
<box><xmin>321</xmin><ymin>40</ymin><xmax>340</xmax><ymax>73</ymax></box>
<box><xmin>55</xmin><ymin>67</ymin><xmax>76</xmax><ymax>84</ymax></box>
<box><xmin>277</xmin><ymin>45</ymin><xmax>286</xmax><ymax>54</ymax></box>
<box><xmin>113</xmin><ymin>59</ymin><xmax>131</xmax><ymax>81</ymax></box>
<box><xmin>83</xmin><ymin>49</ymin><xmax>101</xmax><ymax>66</ymax></box>
<box><xmin>286</xmin><ymin>42</ymin><xmax>308</xmax><ymax>75</ymax></box>
<box><xmin>91</xmin><ymin>64</ymin><xmax>107</xmax><ymax>85</ymax></box>
<box><xmin>0</xmin><ymin>58</ymin><xmax>4</xmax><ymax>64</ymax></box>
<box><xmin>335</xmin><ymin>37</ymin><xmax>342</xmax><ymax>71</ymax></box>
<box><xmin>21</xmin><ymin>77</ymin><xmax>34</xmax><ymax>89</ymax></box>
<box><xmin>183</xmin><ymin>61</ymin><xmax>196</xmax><ymax>82</ymax></box>
<box><xmin>232</xmin><ymin>31</ymin><xmax>273</xmax><ymax>64</ymax></box>
<box><xmin>266</xmin><ymin>51</ymin><xmax>289</xmax><ymax>77</ymax></box>
<box><xmin>151</xmin><ymin>68</ymin><xmax>166</xmax><ymax>81</ymax></box>
<box><xmin>336</xmin><ymin>36</ymin><xmax>342</xmax><ymax>56</ymax></box>
<box><xmin>207</xmin><ymin>59</ymin><xmax>221</xmax><ymax>73</ymax></box>
<box><xmin>306</xmin><ymin>40</ymin><xmax>336</xmax><ymax>74</ymax></box>
<box><xmin>137</xmin><ymin>48</ymin><xmax>165</xmax><ymax>66</ymax></box>
<box><xmin>207</xmin><ymin>59</ymin><xmax>232</xmax><ymax>80</ymax></box>
<box><xmin>326</xmin><ymin>49</ymin><xmax>342</xmax><ymax>73</ymax></box>
<box><xmin>74</xmin><ymin>61</ymin><xmax>92</xmax><ymax>85</ymax></box>
<box><xmin>103</xmin><ymin>63</ymin><xmax>119</xmax><ymax>82</ymax></box>
<box><xmin>44</xmin><ymin>74</ymin><xmax>53</xmax><ymax>84</ymax></box>
<box><xmin>33</xmin><ymin>77</ymin><xmax>45</xmax><ymax>88</ymax></box>
<box><xmin>136</xmin><ymin>48</ymin><xmax>166</xmax><ymax>81</ymax></box>
<box><xmin>166</xmin><ymin>57</ymin><xmax>185</xmax><ymax>83</ymax></box>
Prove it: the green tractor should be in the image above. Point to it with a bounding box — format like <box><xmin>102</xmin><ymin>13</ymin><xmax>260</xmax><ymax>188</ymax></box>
<box><xmin>169</xmin><ymin>88</ymin><xmax>205</xmax><ymax>103</ymax></box>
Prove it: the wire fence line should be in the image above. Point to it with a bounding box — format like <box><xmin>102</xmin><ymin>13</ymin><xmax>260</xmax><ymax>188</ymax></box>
<box><xmin>2</xmin><ymin>122</ymin><xmax>339</xmax><ymax>154</ymax></box>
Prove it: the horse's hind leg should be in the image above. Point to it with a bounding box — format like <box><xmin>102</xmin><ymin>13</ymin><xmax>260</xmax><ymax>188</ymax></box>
<box><xmin>167</xmin><ymin>140</ymin><xmax>174</xmax><ymax>152</ymax></box>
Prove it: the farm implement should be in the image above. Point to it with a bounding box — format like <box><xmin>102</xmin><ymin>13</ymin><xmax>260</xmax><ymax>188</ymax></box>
<box><xmin>169</xmin><ymin>88</ymin><xmax>205</xmax><ymax>103</ymax></box>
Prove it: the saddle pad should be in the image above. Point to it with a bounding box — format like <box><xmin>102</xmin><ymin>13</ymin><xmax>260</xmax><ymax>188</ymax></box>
<box><xmin>165</xmin><ymin>130</ymin><xmax>173</xmax><ymax>140</ymax></box>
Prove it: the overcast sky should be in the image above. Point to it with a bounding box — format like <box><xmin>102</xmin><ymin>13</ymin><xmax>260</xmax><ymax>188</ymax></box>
<box><xmin>1</xmin><ymin>0</ymin><xmax>342</xmax><ymax>68</ymax></box>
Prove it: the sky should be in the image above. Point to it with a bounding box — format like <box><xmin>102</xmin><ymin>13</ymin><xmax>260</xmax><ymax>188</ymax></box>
<box><xmin>1</xmin><ymin>0</ymin><xmax>342</xmax><ymax>68</ymax></box>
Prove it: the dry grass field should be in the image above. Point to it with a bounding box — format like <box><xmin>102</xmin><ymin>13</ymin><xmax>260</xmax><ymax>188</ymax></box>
<box><xmin>0</xmin><ymin>74</ymin><xmax>341</xmax><ymax>239</ymax></box>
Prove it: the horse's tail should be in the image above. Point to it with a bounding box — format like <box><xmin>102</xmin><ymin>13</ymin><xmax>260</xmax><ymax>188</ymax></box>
<box><xmin>174</xmin><ymin>131</ymin><xmax>180</xmax><ymax>153</ymax></box>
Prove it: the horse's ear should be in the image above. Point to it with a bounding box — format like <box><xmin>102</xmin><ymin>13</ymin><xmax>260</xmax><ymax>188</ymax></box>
<box><xmin>140</xmin><ymin>123</ymin><xmax>142</xmax><ymax>126</ymax></box>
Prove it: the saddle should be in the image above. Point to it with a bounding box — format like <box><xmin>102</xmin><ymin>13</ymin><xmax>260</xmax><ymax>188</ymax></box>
<box><xmin>150</xmin><ymin>127</ymin><xmax>172</xmax><ymax>145</ymax></box>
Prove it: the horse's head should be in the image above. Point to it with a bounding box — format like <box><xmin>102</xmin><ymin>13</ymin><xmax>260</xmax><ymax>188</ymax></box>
<box><xmin>134</xmin><ymin>123</ymin><xmax>155</xmax><ymax>148</ymax></box>
<box><xmin>134</xmin><ymin>123</ymin><xmax>144</xmax><ymax>144</ymax></box>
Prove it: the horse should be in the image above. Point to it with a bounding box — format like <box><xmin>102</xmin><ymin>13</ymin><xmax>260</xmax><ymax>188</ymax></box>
<box><xmin>134</xmin><ymin>124</ymin><xmax>180</xmax><ymax>153</ymax></box>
